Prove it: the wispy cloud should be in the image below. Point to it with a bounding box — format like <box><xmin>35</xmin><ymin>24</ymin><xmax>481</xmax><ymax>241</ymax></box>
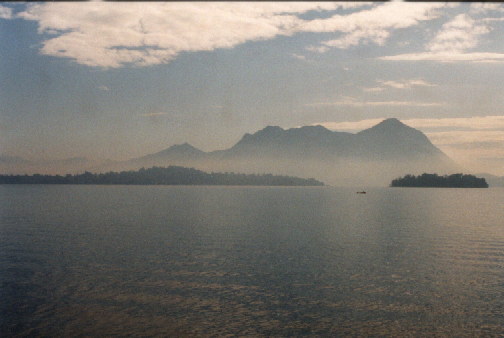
<box><xmin>140</xmin><ymin>112</ymin><xmax>170</xmax><ymax>117</ymax></box>
<box><xmin>305</xmin><ymin>97</ymin><xmax>443</xmax><ymax>107</ymax></box>
<box><xmin>362</xmin><ymin>78</ymin><xmax>436</xmax><ymax>92</ymax></box>
<box><xmin>16</xmin><ymin>2</ymin><xmax>448</xmax><ymax>68</ymax></box>
<box><xmin>362</xmin><ymin>87</ymin><xmax>385</xmax><ymax>93</ymax></box>
<box><xmin>379</xmin><ymin>79</ymin><xmax>436</xmax><ymax>89</ymax></box>
<box><xmin>381</xmin><ymin>52</ymin><xmax>504</xmax><ymax>63</ymax></box>
<box><xmin>0</xmin><ymin>5</ymin><xmax>12</xmax><ymax>19</ymax></box>
<box><xmin>301</xmin><ymin>2</ymin><xmax>448</xmax><ymax>50</ymax></box>
<box><xmin>291</xmin><ymin>53</ymin><xmax>306</xmax><ymax>60</ymax></box>
<box><xmin>470</xmin><ymin>3</ymin><xmax>504</xmax><ymax>14</ymax></box>
<box><xmin>426</xmin><ymin>130</ymin><xmax>504</xmax><ymax>145</ymax></box>
<box><xmin>381</xmin><ymin>12</ymin><xmax>504</xmax><ymax>63</ymax></box>
<box><xmin>482</xmin><ymin>17</ymin><xmax>504</xmax><ymax>23</ymax></box>
<box><xmin>316</xmin><ymin>119</ymin><xmax>385</xmax><ymax>131</ymax></box>
<box><xmin>400</xmin><ymin>116</ymin><xmax>504</xmax><ymax>130</ymax></box>
<box><xmin>427</xmin><ymin>14</ymin><xmax>489</xmax><ymax>53</ymax></box>
<box><xmin>427</xmin><ymin>129</ymin><xmax>504</xmax><ymax>170</ymax></box>
<box><xmin>306</xmin><ymin>45</ymin><xmax>329</xmax><ymax>54</ymax></box>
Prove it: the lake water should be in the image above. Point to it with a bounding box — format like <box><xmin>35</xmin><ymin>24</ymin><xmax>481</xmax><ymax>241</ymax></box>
<box><xmin>1</xmin><ymin>185</ymin><xmax>504</xmax><ymax>336</ymax></box>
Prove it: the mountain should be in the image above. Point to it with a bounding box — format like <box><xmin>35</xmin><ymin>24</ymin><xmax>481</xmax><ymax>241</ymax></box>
<box><xmin>134</xmin><ymin>143</ymin><xmax>207</xmax><ymax>163</ymax></box>
<box><xmin>222</xmin><ymin>125</ymin><xmax>352</xmax><ymax>160</ymax></box>
<box><xmin>354</xmin><ymin>118</ymin><xmax>447</xmax><ymax>160</ymax></box>
<box><xmin>5</xmin><ymin>119</ymin><xmax>460</xmax><ymax>186</ymax></box>
<box><xmin>218</xmin><ymin>118</ymin><xmax>448</xmax><ymax>162</ymax></box>
<box><xmin>111</xmin><ymin>118</ymin><xmax>458</xmax><ymax>186</ymax></box>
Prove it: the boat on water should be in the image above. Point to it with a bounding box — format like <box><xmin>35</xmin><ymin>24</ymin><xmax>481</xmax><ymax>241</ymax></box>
<box><xmin>356</xmin><ymin>191</ymin><xmax>366</xmax><ymax>194</ymax></box>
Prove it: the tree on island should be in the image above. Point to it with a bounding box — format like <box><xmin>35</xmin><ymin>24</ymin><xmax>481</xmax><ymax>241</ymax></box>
<box><xmin>0</xmin><ymin>166</ymin><xmax>324</xmax><ymax>186</ymax></box>
<box><xmin>391</xmin><ymin>173</ymin><xmax>488</xmax><ymax>188</ymax></box>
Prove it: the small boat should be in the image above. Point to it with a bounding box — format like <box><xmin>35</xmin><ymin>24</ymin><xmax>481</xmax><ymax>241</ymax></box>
<box><xmin>356</xmin><ymin>191</ymin><xmax>366</xmax><ymax>194</ymax></box>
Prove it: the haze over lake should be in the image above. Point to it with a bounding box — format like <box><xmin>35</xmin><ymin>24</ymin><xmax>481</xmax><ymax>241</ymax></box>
<box><xmin>2</xmin><ymin>185</ymin><xmax>504</xmax><ymax>336</ymax></box>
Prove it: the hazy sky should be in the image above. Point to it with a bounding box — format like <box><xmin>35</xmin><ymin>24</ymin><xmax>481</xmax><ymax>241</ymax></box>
<box><xmin>2</xmin><ymin>2</ymin><xmax>504</xmax><ymax>174</ymax></box>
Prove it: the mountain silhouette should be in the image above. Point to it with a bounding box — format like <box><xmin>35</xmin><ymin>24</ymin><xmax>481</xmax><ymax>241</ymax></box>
<box><xmin>114</xmin><ymin>118</ymin><xmax>457</xmax><ymax>185</ymax></box>
<box><xmin>134</xmin><ymin>142</ymin><xmax>208</xmax><ymax>163</ymax></box>
<box><xmin>2</xmin><ymin>119</ymin><xmax>462</xmax><ymax>186</ymax></box>
<box><xmin>223</xmin><ymin>125</ymin><xmax>351</xmax><ymax>159</ymax></box>
<box><xmin>206</xmin><ymin>118</ymin><xmax>448</xmax><ymax>163</ymax></box>
<box><xmin>353</xmin><ymin>118</ymin><xmax>447</xmax><ymax>160</ymax></box>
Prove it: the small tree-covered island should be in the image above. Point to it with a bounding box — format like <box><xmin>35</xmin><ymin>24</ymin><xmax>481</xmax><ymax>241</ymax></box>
<box><xmin>391</xmin><ymin>173</ymin><xmax>488</xmax><ymax>188</ymax></box>
<box><xmin>0</xmin><ymin>166</ymin><xmax>324</xmax><ymax>186</ymax></box>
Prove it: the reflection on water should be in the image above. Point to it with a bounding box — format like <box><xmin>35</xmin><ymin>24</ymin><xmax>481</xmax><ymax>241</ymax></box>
<box><xmin>1</xmin><ymin>185</ymin><xmax>504</xmax><ymax>336</ymax></box>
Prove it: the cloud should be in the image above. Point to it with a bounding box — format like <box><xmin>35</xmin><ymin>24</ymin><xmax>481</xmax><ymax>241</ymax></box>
<box><xmin>363</xmin><ymin>78</ymin><xmax>436</xmax><ymax>92</ymax></box>
<box><xmin>305</xmin><ymin>97</ymin><xmax>443</xmax><ymax>107</ymax></box>
<box><xmin>482</xmin><ymin>17</ymin><xmax>504</xmax><ymax>23</ymax></box>
<box><xmin>380</xmin><ymin>52</ymin><xmax>504</xmax><ymax>63</ymax></box>
<box><xmin>470</xmin><ymin>3</ymin><xmax>504</xmax><ymax>14</ymax></box>
<box><xmin>381</xmin><ymin>13</ymin><xmax>503</xmax><ymax>63</ymax></box>
<box><xmin>446</xmin><ymin>141</ymin><xmax>504</xmax><ymax>151</ymax></box>
<box><xmin>379</xmin><ymin>79</ymin><xmax>436</xmax><ymax>89</ymax></box>
<box><xmin>323</xmin><ymin>28</ymin><xmax>390</xmax><ymax>49</ymax></box>
<box><xmin>426</xmin><ymin>130</ymin><xmax>504</xmax><ymax>146</ymax></box>
<box><xmin>306</xmin><ymin>45</ymin><xmax>329</xmax><ymax>53</ymax></box>
<box><xmin>17</xmin><ymin>2</ymin><xmax>448</xmax><ymax>68</ymax></box>
<box><xmin>315</xmin><ymin>119</ymin><xmax>386</xmax><ymax>131</ymax></box>
<box><xmin>18</xmin><ymin>2</ymin><xmax>366</xmax><ymax>68</ymax></box>
<box><xmin>0</xmin><ymin>5</ymin><xmax>12</xmax><ymax>19</ymax></box>
<box><xmin>140</xmin><ymin>112</ymin><xmax>170</xmax><ymax>117</ymax></box>
<box><xmin>362</xmin><ymin>87</ymin><xmax>385</xmax><ymax>93</ymax></box>
<box><xmin>427</xmin><ymin>14</ymin><xmax>489</xmax><ymax>53</ymax></box>
<box><xmin>426</xmin><ymin>129</ymin><xmax>504</xmax><ymax>170</ymax></box>
<box><xmin>301</xmin><ymin>2</ymin><xmax>448</xmax><ymax>50</ymax></box>
<box><xmin>399</xmin><ymin>116</ymin><xmax>504</xmax><ymax>130</ymax></box>
<box><xmin>291</xmin><ymin>53</ymin><xmax>306</xmax><ymax>60</ymax></box>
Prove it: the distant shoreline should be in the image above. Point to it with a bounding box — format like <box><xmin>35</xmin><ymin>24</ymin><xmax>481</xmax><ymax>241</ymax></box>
<box><xmin>0</xmin><ymin>166</ymin><xmax>324</xmax><ymax>187</ymax></box>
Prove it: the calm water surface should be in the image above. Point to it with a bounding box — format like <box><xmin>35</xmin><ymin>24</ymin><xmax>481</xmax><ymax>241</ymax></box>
<box><xmin>1</xmin><ymin>185</ymin><xmax>504</xmax><ymax>336</ymax></box>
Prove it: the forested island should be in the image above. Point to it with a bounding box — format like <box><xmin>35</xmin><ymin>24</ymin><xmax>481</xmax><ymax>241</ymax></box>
<box><xmin>0</xmin><ymin>166</ymin><xmax>324</xmax><ymax>186</ymax></box>
<box><xmin>391</xmin><ymin>173</ymin><xmax>488</xmax><ymax>188</ymax></box>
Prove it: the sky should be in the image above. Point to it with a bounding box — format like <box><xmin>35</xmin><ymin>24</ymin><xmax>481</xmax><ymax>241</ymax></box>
<box><xmin>2</xmin><ymin>1</ymin><xmax>504</xmax><ymax>175</ymax></box>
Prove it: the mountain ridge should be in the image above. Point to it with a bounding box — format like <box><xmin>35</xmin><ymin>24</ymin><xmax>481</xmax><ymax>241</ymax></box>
<box><xmin>115</xmin><ymin>118</ymin><xmax>459</xmax><ymax>185</ymax></box>
<box><xmin>1</xmin><ymin>118</ymin><xmax>465</xmax><ymax>186</ymax></box>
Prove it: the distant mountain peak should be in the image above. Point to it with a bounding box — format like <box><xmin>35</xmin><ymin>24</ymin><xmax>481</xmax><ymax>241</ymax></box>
<box><xmin>258</xmin><ymin>126</ymin><xmax>284</xmax><ymax>134</ymax></box>
<box><xmin>292</xmin><ymin>125</ymin><xmax>331</xmax><ymax>132</ymax></box>
<box><xmin>233</xmin><ymin>125</ymin><xmax>284</xmax><ymax>147</ymax></box>
<box><xmin>135</xmin><ymin>142</ymin><xmax>206</xmax><ymax>162</ymax></box>
<box><xmin>167</xmin><ymin>142</ymin><xmax>199</xmax><ymax>151</ymax></box>
<box><xmin>159</xmin><ymin>143</ymin><xmax>205</xmax><ymax>156</ymax></box>
<box><xmin>382</xmin><ymin>117</ymin><xmax>401</xmax><ymax>123</ymax></box>
<box><xmin>358</xmin><ymin>118</ymin><xmax>417</xmax><ymax>135</ymax></box>
<box><xmin>374</xmin><ymin>118</ymin><xmax>407</xmax><ymax>128</ymax></box>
